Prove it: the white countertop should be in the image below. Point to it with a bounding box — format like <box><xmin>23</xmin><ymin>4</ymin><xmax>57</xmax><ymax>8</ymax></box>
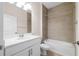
<box><xmin>5</xmin><ymin>35</ymin><xmax>40</xmax><ymax>48</ymax></box>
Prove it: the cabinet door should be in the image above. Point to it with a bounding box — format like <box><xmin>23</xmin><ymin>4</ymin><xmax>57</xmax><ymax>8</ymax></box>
<box><xmin>13</xmin><ymin>48</ymin><xmax>30</xmax><ymax>56</ymax></box>
<box><xmin>32</xmin><ymin>43</ymin><xmax>40</xmax><ymax>56</ymax></box>
<box><xmin>14</xmin><ymin>50</ymin><xmax>27</xmax><ymax>56</ymax></box>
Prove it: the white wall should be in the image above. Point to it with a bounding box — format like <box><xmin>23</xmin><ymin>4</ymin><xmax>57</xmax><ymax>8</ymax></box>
<box><xmin>31</xmin><ymin>3</ymin><xmax>42</xmax><ymax>38</ymax></box>
<box><xmin>0</xmin><ymin>3</ymin><xmax>4</xmax><ymax>56</ymax></box>
<box><xmin>76</xmin><ymin>2</ymin><xmax>79</xmax><ymax>56</ymax></box>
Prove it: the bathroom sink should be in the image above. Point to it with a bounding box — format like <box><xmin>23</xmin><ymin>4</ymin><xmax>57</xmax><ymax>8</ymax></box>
<box><xmin>5</xmin><ymin>35</ymin><xmax>40</xmax><ymax>48</ymax></box>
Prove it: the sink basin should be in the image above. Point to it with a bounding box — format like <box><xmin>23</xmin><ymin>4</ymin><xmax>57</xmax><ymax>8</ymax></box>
<box><xmin>5</xmin><ymin>35</ymin><xmax>40</xmax><ymax>48</ymax></box>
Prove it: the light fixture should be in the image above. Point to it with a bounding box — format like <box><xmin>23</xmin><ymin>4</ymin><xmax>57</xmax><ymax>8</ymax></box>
<box><xmin>16</xmin><ymin>2</ymin><xmax>25</xmax><ymax>8</ymax></box>
<box><xmin>23</xmin><ymin>4</ymin><xmax>32</xmax><ymax>11</ymax></box>
<box><xmin>9</xmin><ymin>2</ymin><xmax>16</xmax><ymax>4</ymax></box>
<box><xmin>8</xmin><ymin>2</ymin><xmax>32</xmax><ymax>11</ymax></box>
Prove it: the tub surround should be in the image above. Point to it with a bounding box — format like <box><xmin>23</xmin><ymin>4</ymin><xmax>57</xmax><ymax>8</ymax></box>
<box><xmin>42</xmin><ymin>5</ymin><xmax>48</xmax><ymax>40</ymax></box>
<box><xmin>40</xmin><ymin>2</ymin><xmax>75</xmax><ymax>56</ymax></box>
<box><xmin>48</xmin><ymin>2</ymin><xmax>75</xmax><ymax>43</ymax></box>
<box><xmin>41</xmin><ymin>2</ymin><xmax>75</xmax><ymax>43</ymax></box>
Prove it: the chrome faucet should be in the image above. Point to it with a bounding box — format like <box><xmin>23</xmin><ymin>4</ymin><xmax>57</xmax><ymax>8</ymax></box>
<box><xmin>19</xmin><ymin>34</ymin><xmax>24</xmax><ymax>38</ymax></box>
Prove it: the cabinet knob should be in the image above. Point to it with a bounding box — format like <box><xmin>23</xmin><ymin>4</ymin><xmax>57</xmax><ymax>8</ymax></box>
<box><xmin>28</xmin><ymin>50</ymin><xmax>30</xmax><ymax>56</ymax></box>
<box><xmin>30</xmin><ymin>49</ymin><xmax>32</xmax><ymax>55</ymax></box>
<box><xmin>28</xmin><ymin>49</ymin><xmax>32</xmax><ymax>56</ymax></box>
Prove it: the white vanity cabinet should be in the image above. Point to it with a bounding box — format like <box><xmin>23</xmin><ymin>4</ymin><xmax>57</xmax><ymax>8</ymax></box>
<box><xmin>5</xmin><ymin>38</ymin><xmax>41</xmax><ymax>56</ymax></box>
<box><xmin>14</xmin><ymin>44</ymin><xmax>40</xmax><ymax>56</ymax></box>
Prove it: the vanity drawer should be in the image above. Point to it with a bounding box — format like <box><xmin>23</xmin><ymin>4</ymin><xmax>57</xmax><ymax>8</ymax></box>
<box><xmin>5</xmin><ymin>38</ymin><xmax>40</xmax><ymax>56</ymax></box>
<box><xmin>13</xmin><ymin>48</ymin><xmax>30</xmax><ymax>56</ymax></box>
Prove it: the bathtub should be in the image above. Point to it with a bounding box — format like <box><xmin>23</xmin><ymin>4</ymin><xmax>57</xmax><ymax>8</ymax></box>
<box><xmin>44</xmin><ymin>39</ymin><xmax>75</xmax><ymax>56</ymax></box>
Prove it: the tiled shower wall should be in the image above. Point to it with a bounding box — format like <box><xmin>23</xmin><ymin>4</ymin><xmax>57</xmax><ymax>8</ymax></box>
<box><xmin>48</xmin><ymin>2</ymin><xmax>75</xmax><ymax>43</ymax></box>
<box><xmin>42</xmin><ymin>5</ymin><xmax>48</xmax><ymax>41</ymax></box>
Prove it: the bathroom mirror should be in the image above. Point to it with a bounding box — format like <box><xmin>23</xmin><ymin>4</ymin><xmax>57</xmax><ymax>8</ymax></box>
<box><xmin>3</xmin><ymin>2</ymin><xmax>32</xmax><ymax>36</ymax></box>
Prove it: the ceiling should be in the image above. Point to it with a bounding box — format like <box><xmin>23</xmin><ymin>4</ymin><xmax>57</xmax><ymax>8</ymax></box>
<box><xmin>9</xmin><ymin>2</ymin><xmax>63</xmax><ymax>12</ymax></box>
<box><xmin>42</xmin><ymin>2</ymin><xmax>63</xmax><ymax>9</ymax></box>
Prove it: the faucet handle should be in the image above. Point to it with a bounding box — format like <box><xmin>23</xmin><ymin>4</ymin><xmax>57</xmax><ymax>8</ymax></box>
<box><xmin>19</xmin><ymin>34</ymin><xmax>24</xmax><ymax>37</ymax></box>
<box><xmin>15</xmin><ymin>32</ymin><xmax>18</xmax><ymax>34</ymax></box>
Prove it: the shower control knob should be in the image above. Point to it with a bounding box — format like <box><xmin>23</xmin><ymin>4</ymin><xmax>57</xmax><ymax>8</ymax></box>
<box><xmin>77</xmin><ymin>41</ymin><xmax>79</xmax><ymax>45</ymax></box>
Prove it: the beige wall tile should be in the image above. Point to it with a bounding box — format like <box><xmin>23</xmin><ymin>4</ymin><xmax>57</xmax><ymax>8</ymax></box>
<box><xmin>48</xmin><ymin>2</ymin><xmax>75</xmax><ymax>43</ymax></box>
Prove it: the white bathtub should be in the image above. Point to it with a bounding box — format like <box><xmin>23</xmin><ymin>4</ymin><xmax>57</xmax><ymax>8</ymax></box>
<box><xmin>44</xmin><ymin>39</ymin><xmax>75</xmax><ymax>56</ymax></box>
